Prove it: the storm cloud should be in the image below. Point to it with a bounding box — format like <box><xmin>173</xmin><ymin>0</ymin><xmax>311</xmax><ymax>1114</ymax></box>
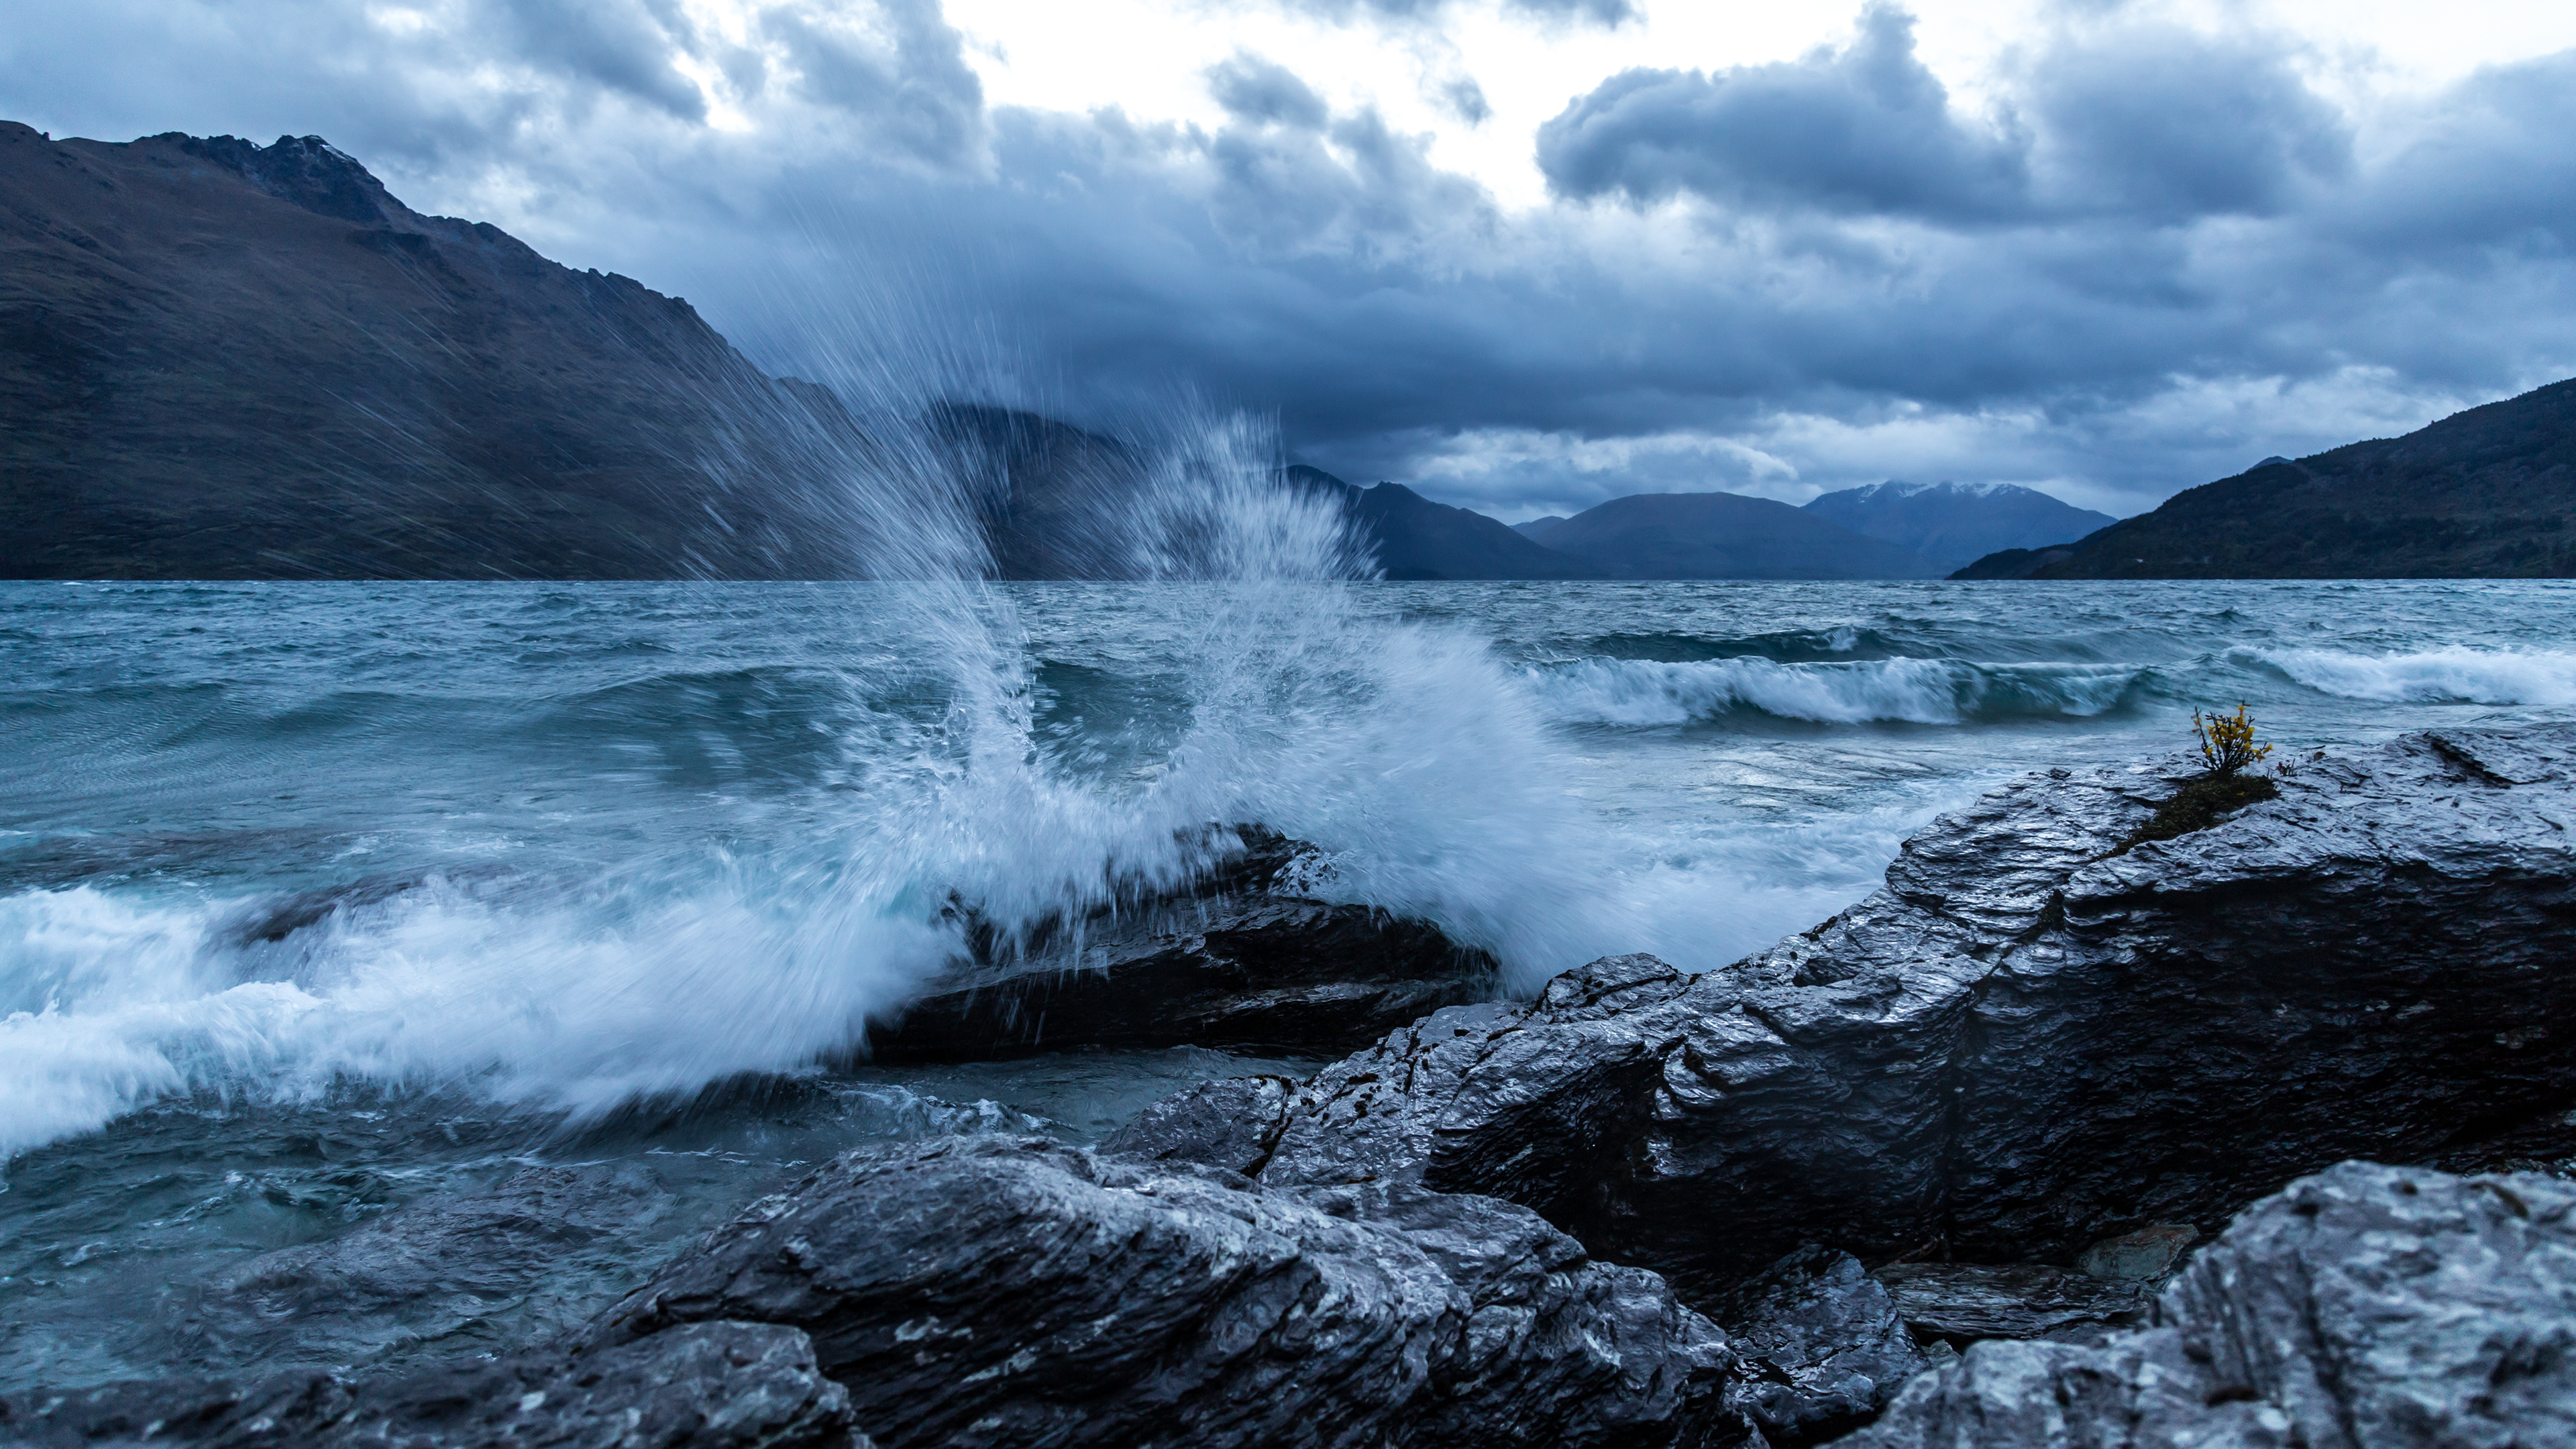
<box><xmin>3</xmin><ymin>0</ymin><xmax>2571</xmax><ymax>520</ymax></box>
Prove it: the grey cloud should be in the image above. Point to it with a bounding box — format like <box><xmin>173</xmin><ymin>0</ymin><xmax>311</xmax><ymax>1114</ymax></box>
<box><xmin>2347</xmin><ymin>51</ymin><xmax>2576</xmax><ymax>254</ymax></box>
<box><xmin>763</xmin><ymin>0</ymin><xmax>986</xmax><ymax>166</ymax></box>
<box><xmin>1194</xmin><ymin>99</ymin><xmax>1491</xmax><ymax>255</ymax></box>
<box><xmin>486</xmin><ymin>0</ymin><xmax>706</xmax><ymax>121</ymax></box>
<box><xmin>2026</xmin><ymin>25</ymin><xmax>2351</xmax><ymax>221</ymax></box>
<box><xmin>1437</xmin><ymin>76</ymin><xmax>1491</xmax><ymax>126</ymax></box>
<box><xmin>1207</xmin><ymin>54</ymin><xmax>1328</xmax><ymax>129</ymax></box>
<box><xmin>1277</xmin><ymin>0</ymin><xmax>1633</xmax><ymax>27</ymax></box>
<box><xmin>1536</xmin><ymin>4</ymin><xmax>2363</xmax><ymax>229</ymax></box>
<box><xmin>5</xmin><ymin>0</ymin><xmax>2573</xmax><ymax>523</ymax></box>
<box><xmin>1536</xmin><ymin>3</ymin><xmax>2029</xmax><ymax>221</ymax></box>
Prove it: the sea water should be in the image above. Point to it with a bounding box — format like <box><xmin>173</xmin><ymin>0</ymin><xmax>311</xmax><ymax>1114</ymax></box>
<box><xmin>5</xmin><ymin>574</ymin><xmax>2575</xmax><ymax>1388</ymax></box>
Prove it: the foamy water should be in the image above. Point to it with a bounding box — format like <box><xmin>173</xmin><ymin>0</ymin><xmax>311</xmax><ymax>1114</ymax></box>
<box><xmin>8</xmin><ymin>576</ymin><xmax>2576</xmax><ymax>1165</ymax></box>
<box><xmin>5</xmin><ymin>475</ymin><xmax>2575</xmax><ymax>1392</ymax></box>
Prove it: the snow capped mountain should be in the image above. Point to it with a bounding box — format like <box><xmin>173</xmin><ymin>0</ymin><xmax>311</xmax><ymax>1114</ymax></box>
<box><xmin>1802</xmin><ymin>480</ymin><xmax>2118</xmax><ymax>572</ymax></box>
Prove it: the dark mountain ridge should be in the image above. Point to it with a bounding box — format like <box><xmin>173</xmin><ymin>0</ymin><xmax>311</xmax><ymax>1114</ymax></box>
<box><xmin>1283</xmin><ymin>467</ymin><xmax>1603</xmax><ymax>579</ymax></box>
<box><xmin>1</xmin><ymin>122</ymin><xmax>875</xmax><ymax>579</ymax></box>
<box><xmin>1958</xmin><ymin>378</ymin><xmax>2576</xmax><ymax>578</ymax></box>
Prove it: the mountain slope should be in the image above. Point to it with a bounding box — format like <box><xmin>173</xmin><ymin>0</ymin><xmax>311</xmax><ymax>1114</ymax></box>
<box><xmin>1803</xmin><ymin>480</ymin><xmax>2115</xmax><ymax>572</ymax></box>
<box><xmin>2000</xmin><ymin>379</ymin><xmax>2576</xmax><ymax>578</ymax></box>
<box><xmin>1534</xmin><ymin>492</ymin><xmax>1945</xmax><ymax>579</ymax></box>
<box><xmin>0</xmin><ymin>122</ymin><xmax>875</xmax><ymax>579</ymax></box>
<box><xmin>1287</xmin><ymin>468</ymin><xmax>1603</xmax><ymax>579</ymax></box>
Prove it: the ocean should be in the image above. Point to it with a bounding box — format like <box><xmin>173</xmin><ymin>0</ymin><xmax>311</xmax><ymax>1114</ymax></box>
<box><xmin>6</xmin><ymin>574</ymin><xmax>2575</xmax><ymax>1389</ymax></box>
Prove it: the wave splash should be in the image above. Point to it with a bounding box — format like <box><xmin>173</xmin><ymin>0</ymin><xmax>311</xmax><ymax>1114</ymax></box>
<box><xmin>5</xmin><ymin>409</ymin><xmax>1841</xmax><ymax>1162</ymax></box>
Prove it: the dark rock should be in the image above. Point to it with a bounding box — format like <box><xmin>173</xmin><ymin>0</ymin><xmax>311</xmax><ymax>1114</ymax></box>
<box><xmin>866</xmin><ymin>827</ymin><xmax>1495</xmax><ymax>1061</ymax></box>
<box><xmin>0</xmin><ymin>1321</ymin><xmax>863</xmax><ymax>1448</ymax></box>
<box><xmin>1130</xmin><ymin>727</ymin><xmax>2576</xmax><ymax>1300</ymax></box>
<box><xmin>588</xmin><ymin>1134</ymin><xmax>1731</xmax><ymax>1448</ymax></box>
<box><xmin>1838</xmin><ymin>1162</ymin><xmax>2576</xmax><ymax>1447</ymax></box>
<box><xmin>2073</xmin><ymin>1222</ymin><xmax>2198</xmax><ymax>1281</ymax></box>
<box><xmin>1715</xmin><ymin>1248</ymin><xmax>1928</xmax><ymax>1448</ymax></box>
<box><xmin>1096</xmin><ymin>1074</ymin><xmax>1297</xmax><ymax>1175</ymax></box>
<box><xmin>1871</xmin><ymin>1264</ymin><xmax>2149</xmax><ymax>1346</ymax></box>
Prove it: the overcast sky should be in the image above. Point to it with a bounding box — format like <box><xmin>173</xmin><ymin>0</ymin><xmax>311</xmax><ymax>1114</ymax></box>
<box><xmin>7</xmin><ymin>0</ymin><xmax>2573</xmax><ymax>519</ymax></box>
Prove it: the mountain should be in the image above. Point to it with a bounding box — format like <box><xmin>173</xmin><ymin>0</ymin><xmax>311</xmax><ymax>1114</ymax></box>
<box><xmin>1283</xmin><ymin>468</ymin><xmax>1601</xmax><ymax>579</ymax></box>
<box><xmin>1</xmin><ymin>123</ymin><xmax>873</xmax><ymax>579</ymax></box>
<box><xmin>1802</xmin><ymin>480</ymin><xmax>2115</xmax><ymax>572</ymax></box>
<box><xmin>1527</xmin><ymin>492</ymin><xmax>1945</xmax><ymax>579</ymax></box>
<box><xmin>1947</xmin><ymin>545</ymin><xmax>2088</xmax><ymax>580</ymax></box>
<box><xmin>1513</xmin><ymin>516</ymin><xmax>1570</xmax><ymax>544</ymax></box>
<box><xmin>1959</xmin><ymin>378</ymin><xmax>2576</xmax><ymax>579</ymax></box>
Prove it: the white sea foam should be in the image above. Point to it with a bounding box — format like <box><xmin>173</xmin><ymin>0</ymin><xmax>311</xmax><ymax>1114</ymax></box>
<box><xmin>2247</xmin><ymin>647</ymin><xmax>2576</xmax><ymax>705</ymax></box>
<box><xmin>1526</xmin><ymin>655</ymin><xmax>2148</xmax><ymax>727</ymax></box>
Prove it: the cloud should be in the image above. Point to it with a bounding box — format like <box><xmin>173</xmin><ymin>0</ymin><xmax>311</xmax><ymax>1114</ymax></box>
<box><xmin>3</xmin><ymin>0</ymin><xmax>2573</xmax><ymax>523</ymax></box>
<box><xmin>761</xmin><ymin>0</ymin><xmax>987</xmax><ymax>166</ymax></box>
<box><xmin>2023</xmin><ymin>24</ymin><xmax>2351</xmax><ymax>221</ymax></box>
<box><xmin>1536</xmin><ymin>3</ymin><xmax>2028</xmax><ymax>222</ymax></box>
<box><xmin>1207</xmin><ymin>53</ymin><xmax>1329</xmax><ymax>129</ymax></box>
<box><xmin>1436</xmin><ymin>76</ymin><xmax>1491</xmax><ymax>126</ymax></box>
<box><xmin>1277</xmin><ymin>0</ymin><xmax>1634</xmax><ymax>28</ymax></box>
<box><xmin>486</xmin><ymin>0</ymin><xmax>708</xmax><ymax>121</ymax></box>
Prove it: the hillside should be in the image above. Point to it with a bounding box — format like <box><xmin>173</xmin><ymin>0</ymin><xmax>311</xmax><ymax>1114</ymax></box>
<box><xmin>1287</xmin><ymin>468</ymin><xmax>1603</xmax><ymax>579</ymax></box>
<box><xmin>0</xmin><ymin>123</ymin><xmax>875</xmax><ymax>578</ymax></box>
<box><xmin>1523</xmin><ymin>492</ymin><xmax>1944</xmax><ymax>579</ymax></box>
<box><xmin>1974</xmin><ymin>379</ymin><xmax>2576</xmax><ymax>579</ymax></box>
<box><xmin>1803</xmin><ymin>480</ymin><xmax>2114</xmax><ymax>572</ymax></box>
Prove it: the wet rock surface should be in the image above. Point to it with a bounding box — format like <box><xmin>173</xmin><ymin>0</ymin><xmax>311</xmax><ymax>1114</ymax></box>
<box><xmin>588</xmin><ymin>1134</ymin><xmax>1732</xmax><ymax>1449</ymax></box>
<box><xmin>867</xmin><ymin>828</ymin><xmax>1495</xmax><ymax>1062</ymax></box>
<box><xmin>168</xmin><ymin>1165</ymin><xmax>692</xmax><ymax>1371</ymax></box>
<box><xmin>1872</xmin><ymin>1264</ymin><xmax>2149</xmax><ymax>1346</ymax></box>
<box><xmin>1126</xmin><ymin>728</ymin><xmax>2576</xmax><ymax>1297</ymax></box>
<box><xmin>0</xmin><ymin>1322</ymin><xmax>865</xmax><ymax>1448</ymax></box>
<box><xmin>1095</xmin><ymin>1073</ymin><xmax>1298</xmax><ymax>1176</ymax></box>
<box><xmin>17</xmin><ymin>733</ymin><xmax>2576</xmax><ymax>1447</ymax></box>
<box><xmin>1839</xmin><ymin>1162</ymin><xmax>2576</xmax><ymax>1448</ymax></box>
<box><xmin>1715</xmin><ymin>1248</ymin><xmax>1928</xmax><ymax>1448</ymax></box>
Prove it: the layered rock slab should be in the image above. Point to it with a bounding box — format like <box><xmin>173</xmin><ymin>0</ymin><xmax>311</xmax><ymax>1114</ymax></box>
<box><xmin>0</xmin><ymin>1322</ymin><xmax>863</xmax><ymax>1448</ymax></box>
<box><xmin>1130</xmin><ymin>728</ymin><xmax>2576</xmax><ymax>1297</ymax></box>
<box><xmin>1714</xmin><ymin>1248</ymin><xmax>1928</xmax><ymax>1448</ymax></box>
<box><xmin>588</xmin><ymin>1134</ymin><xmax>1733</xmax><ymax>1448</ymax></box>
<box><xmin>867</xmin><ymin>828</ymin><xmax>1494</xmax><ymax>1061</ymax></box>
<box><xmin>1838</xmin><ymin>1161</ymin><xmax>2576</xmax><ymax>1448</ymax></box>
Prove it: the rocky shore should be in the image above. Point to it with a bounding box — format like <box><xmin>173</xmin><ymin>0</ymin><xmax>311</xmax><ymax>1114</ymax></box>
<box><xmin>6</xmin><ymin>725</ymin><xmax>2573</xmax><ymax>1447</ymax></box>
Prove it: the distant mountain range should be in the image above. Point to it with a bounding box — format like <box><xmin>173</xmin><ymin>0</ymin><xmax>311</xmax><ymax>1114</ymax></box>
<box><xmin>1952</xmin><ymin>380</ymin><xmax>2576</xmax><ymax>578</ymax></box>
<box><xmin>1802</xmin><ymin>481</ymin><xmax>2114</xmax><ymax>573</ymax></box>
<box><xmin>1513</xmin><ymin>493</ymin><xmax>1940</xmax><ymax>578</ymax></box>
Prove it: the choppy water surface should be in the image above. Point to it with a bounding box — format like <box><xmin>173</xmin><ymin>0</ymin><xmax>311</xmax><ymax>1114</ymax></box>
<box><xmin>6</xmin><ymin>576</ymin><xmax>2575</xmax><ymax>1389</ymax></box>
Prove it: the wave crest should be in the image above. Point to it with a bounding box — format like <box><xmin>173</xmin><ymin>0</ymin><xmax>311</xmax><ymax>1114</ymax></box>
<box><xmin>1527</xmin><ymin>656</ymin><xmax>2151</xmax><ymax>727</ymax></box>
<box><xmin>2245</xmin><ymin>647</ymin><xmax>2576</xmax><ymax>705</ymax></box>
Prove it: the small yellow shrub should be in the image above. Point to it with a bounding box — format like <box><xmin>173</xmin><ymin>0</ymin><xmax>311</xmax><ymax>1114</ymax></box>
<box><xmin>2191</xmin><ymin>704</ymin><xmax>2271</xmax><ymax>777</ymax></box>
